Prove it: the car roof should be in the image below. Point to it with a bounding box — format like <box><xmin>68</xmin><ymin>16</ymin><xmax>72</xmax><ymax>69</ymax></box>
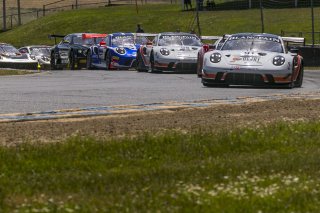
<box><xmin>20</xmin><ymin>45</ymin><xmax>52</xmax><ymax>48</ymax></box>
<box><xmin>159</xmin><ymin>32</ymin><xmax>198</xmax><ymax>36</ymax></box>
<box><xmin>110</xmin><ymin>32</ymin><xmax>134</xmax><ymax>37</ymax></box>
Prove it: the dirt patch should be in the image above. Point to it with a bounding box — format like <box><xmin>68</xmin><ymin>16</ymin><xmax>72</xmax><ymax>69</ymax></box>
<box><xmin>1</xmin><ymin>98</ymin><xmax>320</xmax><ymax>146</ymax></box>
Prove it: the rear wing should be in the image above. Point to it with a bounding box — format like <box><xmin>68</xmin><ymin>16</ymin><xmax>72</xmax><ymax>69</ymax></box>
<box><xmin>200</xmin><ymin>35</ymin><xmax>223</xmax><ymax>40</ymax></box>
<box><xmin>48</xmin><ymin>34</ymin><xmax>66</xmax><ymax>45</ymax></box>
<box><xmin>282</xmin><ymin>36</ymin><xmax>305</xmax><ymax>46</ymax></box>
<box><xmin>134</xmin><ymin>33</ymin><xmax>157</xmax><ymax>45</ymax></box>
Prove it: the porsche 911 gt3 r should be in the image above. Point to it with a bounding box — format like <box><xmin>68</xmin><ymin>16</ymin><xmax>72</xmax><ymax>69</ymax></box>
<box><xmin>0</xmin><ymin>43</ymin><xmax>38</xmax><ymax>69</ymax></box>
<box><xmin>50</xmin><ymin>33</ymin><xmax>106</xmax><ymax>70</ymax></box>
<box><xmin>86</xmin><ymin>32</ymin><xmax>143</xmax><ymax>70</ymax></box>
<box><xmin>19</xmin><ymin>45</ymin><xmax>52</xmax><ymax>69</ymax></box>
<box><xmin>136</xmin><ymin>32</ymin><xmax>202</xmax><ymax>73</ymax></box>
<box><xmin>201</xmin><ymin>33</ymin><xmax>304</xmax><ymax>88</ymax></box>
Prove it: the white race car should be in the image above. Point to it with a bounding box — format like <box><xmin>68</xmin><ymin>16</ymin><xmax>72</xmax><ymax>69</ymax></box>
<box><xmin>201</xmin><ymin>33</ymin><xmax>304</xmax><ymax>88</ymax></box>
<box><xmin>19</xmin><ymin>45</ymin><xmax>52</xmax><ymax>69</ymax></box>
<box><xmin>0</xmin><ymin>43</ymin><xmax>38</xmax><ymax>69</ymax></box>
<box><xmin>136</xmin><ymin>32</ymin><xmax>202</xmax><ymax>73</ymax></box>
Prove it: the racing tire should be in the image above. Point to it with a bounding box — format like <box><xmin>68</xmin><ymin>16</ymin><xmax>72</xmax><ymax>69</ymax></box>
<box><xmin>294</xmin><ymin>66</ymin><xmax>304</xmax><ymax>88</ymax></box>
<box><xmin>136</xmin><ymin>51</ymin><xmax>148</xmax><ymax>72</ymax></box>
<box><xmin>50</xmin><ymin>52</ymin><xmax>62</xmax><ymax>70</ymax></box>
<box><xmin>150</xmin><ymin>52</ymin><xmax>158</xmax><ymax>73</ymax></box>
<box><xmin>69</xmin><ymin>52</ymin><xmax>76</xmax><ymax>70</ymax></box>
<box><xmin>86</xmin><ymin>51</ymin><xmax>94</xmax><ymax>70</ymax></box>
<box><xmin>105</xmin><ymin>51</ymin><xmax>112</xmax><ymax>70</ymax></box>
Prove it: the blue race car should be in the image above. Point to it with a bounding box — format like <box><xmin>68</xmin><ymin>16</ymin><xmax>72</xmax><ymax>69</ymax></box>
<box><xmin>86</xmin><ymin>32</ymin><xmax>144</xmax><ymax>70</ymax></box>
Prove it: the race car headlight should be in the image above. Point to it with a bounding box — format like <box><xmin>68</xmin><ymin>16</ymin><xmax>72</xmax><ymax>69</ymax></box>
<box><xmin>116</xmin><ymin>47</ymin><xmax>126</xmax><ymax>55</ymax></box>
<box><xmin>273</xmin><ymin>56</ymin><xmax>285</xmax><ymax>66</ymax></box>
<box><xmin>41</xmin><ymin>56</ymin><xmax>50</xmax><ymax>61</ymax></box>
<box><xmin>160</xmin><ymin>48</ymin><xmax>170</xmax><ymax>56</ymax></box>
<box><xmin>210</xmin><ymin>53</ymin><xmax>221</xmax><ymax>63</ymax></box>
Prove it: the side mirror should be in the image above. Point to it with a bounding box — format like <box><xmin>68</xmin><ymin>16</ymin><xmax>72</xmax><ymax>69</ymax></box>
<box><xmin>203</xmin><ymin>44</ymin><xmax>209</xmax><ymax>52</ymax></box>
<box><xmin>99</xmin><ymin>41</ymin><xmax>106</xmax><ymax>46</ymax></box>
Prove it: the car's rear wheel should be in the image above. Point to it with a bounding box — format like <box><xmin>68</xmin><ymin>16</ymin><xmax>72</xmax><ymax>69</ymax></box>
<box><xmin>294</xmin><ymin>65</ymin><xmax>304</xmax><ymax>88</ymax></box>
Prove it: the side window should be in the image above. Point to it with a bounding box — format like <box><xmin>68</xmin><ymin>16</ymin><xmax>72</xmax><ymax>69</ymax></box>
<box><xmin>153</xmin><ymin>36</ymin><xmax>158</xmax><ymax>45</ymax></box>
<box><xmin>107</xmin><ymin>36</ymin><xmax>111</xmax><ymax>46</ymax></box>
<box><xmin>64</xmin><ymin>35</ymin><xmax>71</xmax><ymax>43</ymax></box>
<box><xmin>19</xmin><ymin>48</ymin><xmax>28</xmax><ymax>54</ymax></box>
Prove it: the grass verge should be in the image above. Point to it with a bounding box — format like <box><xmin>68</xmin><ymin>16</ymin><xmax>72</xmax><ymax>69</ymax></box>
<box><xmin>0</xmin><ymin>5</ymin><xmax>319</xmax><ymax>47</ymax></box>
<box><xmin>0</xmin><ymin>121</ymin><xmax>320</xmax><ymax>212</ymax></box>
<box><xmin>0</xmin><ymin>70</ymin><xmax>36</xmax><ymax>76</ymax></box>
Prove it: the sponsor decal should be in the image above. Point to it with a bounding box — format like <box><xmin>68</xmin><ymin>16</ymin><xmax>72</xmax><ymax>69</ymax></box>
<box><xmin>160</xmin><ymin>35</ymin><xmax>199</xmax><ymax>40</ymax></box>
<box><xmin>228</xmin><ymin>35</ymin><xmax>280</xmax><ymax>43</ymax></box>
<box><xmin>112</xmin><ymin>56</ymin><xmax>120</xmax><ymax>60</ymax></box>
<box><xmin>231</xmin><ymin>55</ymin><xmax>261</xmax><ymax>63</ymax></box>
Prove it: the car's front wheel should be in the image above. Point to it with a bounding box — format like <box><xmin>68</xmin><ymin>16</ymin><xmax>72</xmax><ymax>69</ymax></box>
<box><xmin>50</xmin><ymin>52</ymin><xmax>61</xmax><ymax>70</ymax></box>
<box><xmin>294</xmin><ymin>65</ymin><xmax>304</xmax><ymax>88</ymax></box>
<box><xmin>105</xmin><ymin>51</ymin><xmax>112</xmax><ymax>70</ymax></box>
<box><xmin>136</xmin><ymin>51</ymin><xmax>147</xmax><ymax>72</ymax></box>
<box><xmin>69</xmin><ymin>52</ymin><xmax>76</xmax><ymax>70</ymax></box>
<box><xmin>86</xmin><ymin>51</ymin><xmax>94</xmax><ymax>70</ymax></box>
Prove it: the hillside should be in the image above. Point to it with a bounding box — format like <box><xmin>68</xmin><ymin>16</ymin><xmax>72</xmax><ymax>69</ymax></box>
<box><xmin>0</xmin><ymin>4</ymin><xmax>319</xmax><ymax>47</ymax></box>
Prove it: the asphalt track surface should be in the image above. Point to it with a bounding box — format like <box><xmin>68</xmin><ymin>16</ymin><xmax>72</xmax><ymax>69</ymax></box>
<box><xmin>0</xmin><ymin>70</ymin><xmax>319</xmax><ymax>114</ymax></box>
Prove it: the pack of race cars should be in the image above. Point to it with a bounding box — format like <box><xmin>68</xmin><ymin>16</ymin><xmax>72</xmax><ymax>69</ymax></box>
<box><xmin>0</xmin><ymin>31</ymin><xmax>305</xmax><ymax>88</ymax></box>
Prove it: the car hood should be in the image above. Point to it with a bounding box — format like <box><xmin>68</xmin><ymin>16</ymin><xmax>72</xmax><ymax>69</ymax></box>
<box><xmin>1</xmin><ymin>52</ymin><xmax>29</xmax><ymax>59</ymax></box>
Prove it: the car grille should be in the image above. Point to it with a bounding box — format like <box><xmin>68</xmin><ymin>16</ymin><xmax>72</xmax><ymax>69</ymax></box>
<box><xmin>225</xmin><ymin>73</ymin><xmax>265</xmax><ymax>85</ymax></box>
<box><xmin>59</xmin><ymin>49</ymin><xmax>69</xmax><ymax>58</ymax></box>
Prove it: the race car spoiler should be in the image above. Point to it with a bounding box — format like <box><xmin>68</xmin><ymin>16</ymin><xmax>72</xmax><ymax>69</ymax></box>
<box><xmin>200</xmin><ymin>35</ymin><xmax>223</xmax><ymax>40</ymax></box>
<box><xmin>134</xmin><ymin>33</ymin><xmax>157</xmax><ymax>38</ymax></box>
<box><xmin>282</xmin><ymin>36</ymin><xmax>305</xmax><ymax>45</ymax></box>
<box><xmin>48</xmin><ymin>34</ymin><xmax>66</xmax><ymax>44</ymax></box>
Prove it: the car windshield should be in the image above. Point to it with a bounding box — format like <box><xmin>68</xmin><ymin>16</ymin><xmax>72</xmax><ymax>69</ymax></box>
<box><xmin>112</xmin><ymin>35</ymin><xmax>134</xmax><ymax>46</ymax></box>
<box><xmin>72</xmin><ymin>36</ymin><xmax>103</xmax><ymax>45</ymax></box>
<box><xmin>222</xmin><ymin>35</ymin><xmax>283</xmax><ymax>53</ymax></box>
<box><xmin>0</xmin><ymin>45</ymin><xmax>19</xmax><ymax>53</ymax></box>
<box><xmin>30</xmin><ymin>47</ymin><xmax>51</xmax><ymax>56</ymax></box>
<box><xmin>158</xmin><ymin>35</ymin><xmax>202</xmax><ymax>46</ymax></box>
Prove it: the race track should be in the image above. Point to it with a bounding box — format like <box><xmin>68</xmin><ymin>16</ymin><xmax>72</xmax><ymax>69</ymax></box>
<box><xmin>0</xmin><ymin>70</ymin><xmax>319</xmax><ymax>115</ymax></box>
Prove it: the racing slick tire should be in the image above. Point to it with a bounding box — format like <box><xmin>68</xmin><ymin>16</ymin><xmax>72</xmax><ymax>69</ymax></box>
<box><xmin>136</xmin><ymin>51</ymin><xmax>148</xmax><ymax>72</ymax></box>
<box><xmin>50</xmin><ymin>52</ymin><xmax>62</xmax><ymax>70</ymax></box>
<box><xmin>150</xmin><ymin>52</ymin><xmax>159</xmax><ymax>73</ymax></box>
<box><xmin>69</xmin><ymin>52</ymin><xmax>76</xmax><ymax>70</ymax></box>
<box><xmin>86</xmin><ymin>51</ymin><xmax>94</xmax><ymax>70</ymax></box>
<box><xmin>105</xmin><ymin>51</ymin><xmax>112</xmax><ymax>70</ymax></box>
<box><xmin>294</xmin><ymin>66</ymin><xmax>304</xmax><ymax>88</ymax></box>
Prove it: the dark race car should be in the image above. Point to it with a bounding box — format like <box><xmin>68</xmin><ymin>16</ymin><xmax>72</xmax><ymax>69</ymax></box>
<box><xmin>50</xmin><ymin>33</ymin><xmax>106</xmax><ymax>70</ymax></box>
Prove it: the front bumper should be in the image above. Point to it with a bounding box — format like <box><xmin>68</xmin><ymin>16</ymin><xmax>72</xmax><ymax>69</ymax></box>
<box><xmin>202</xmin><ymin>67</ymin><xmax>293</xmax><ymax>86</ymax></box>
<box><xmin>154</xmin><ymin>57</ymin><xmax>197</xmax><ymax>72</ymax></box>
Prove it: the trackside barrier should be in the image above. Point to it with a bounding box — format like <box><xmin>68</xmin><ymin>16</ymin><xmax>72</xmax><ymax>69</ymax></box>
<box><xmin>297</xmin><ymin>46</ymin><xmax>320</xmax><ymax>67</ymax></box>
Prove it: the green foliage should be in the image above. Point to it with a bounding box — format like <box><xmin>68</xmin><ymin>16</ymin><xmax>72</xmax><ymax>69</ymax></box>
<box><xmin>0</xmin><ymin>121</ymin><xmax>320</xmax><ymax>212</ymax></box>
<box><xmin>0</xmin><ymin>5</ymin><xmax>319</xmax><ymax>47</ymax></box>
